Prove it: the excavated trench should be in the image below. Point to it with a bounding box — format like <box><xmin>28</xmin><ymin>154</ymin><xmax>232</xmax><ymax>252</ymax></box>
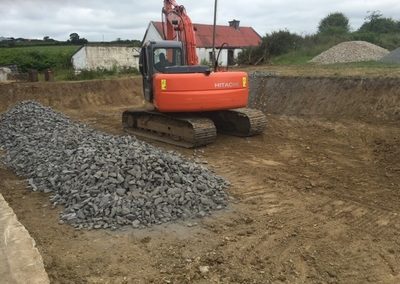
<box><xmin>0</xmin><ymin>74</ymin><xmax>400</xmax><ymax>283</ymax></box>
<box><xmin>249</xmin><ymin>73</ymin><xmax>400</xmax><ymax>122</ymax></box>
<box><xmin>0</xmin><ymin>77</ymin><xmax>144</xmax><ymax>113</ymax></box>
<box><xmin>1</xmin><ymin>75</ymin><xmax>399</xmax><ymax>122</ymax></box>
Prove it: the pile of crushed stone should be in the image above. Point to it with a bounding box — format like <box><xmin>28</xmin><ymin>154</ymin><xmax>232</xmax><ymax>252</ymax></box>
<box><xmin>380</xmin><ymin>47</ymin><xmax>400</xmax><ymax>64</ymax></box>
<box><xmin>310</xmin><ymin>41</ymin><xmax>389</xmax><ymax>64</ymax></box>
<box><xmin>0</xmin><ymin>101</ymin><xmax>229</xmax><ymax>230</ymax></box>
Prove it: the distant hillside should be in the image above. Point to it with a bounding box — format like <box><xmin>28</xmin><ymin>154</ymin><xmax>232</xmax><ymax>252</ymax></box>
<box><xmin>0</xmin><ymin>37</ymin><xmax>141</xmax><ymax>48</ymax></box>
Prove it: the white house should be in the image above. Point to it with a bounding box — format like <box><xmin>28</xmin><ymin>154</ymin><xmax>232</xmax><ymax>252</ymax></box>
<box><xmin>71</xmin><ymin>45</ymin><xmax>140</xmax><ymax>71</ymax></box>
<box><xmin>142</xmin><ymin>20</ymin><xmax>262</xmax><ymax>66</ymax></box>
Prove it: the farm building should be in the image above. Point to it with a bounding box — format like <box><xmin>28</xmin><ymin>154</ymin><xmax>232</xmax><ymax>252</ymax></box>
<box><xmin>142</xmin><ymin>20</ymin><xmax>262</xmax><ymax>66</ymax></box>
<box><xmin>71</xmin><ymin>45</ymin><xmax>140</xmax><ymax>71</ymax></box>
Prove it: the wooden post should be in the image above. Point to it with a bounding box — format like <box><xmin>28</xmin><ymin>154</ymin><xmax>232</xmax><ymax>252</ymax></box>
<box><xmin>44</xmin><ymin>69</ymin><xmax>54</xmax><ymax>82</ymax></box>
<box><xmin>28</xmin><ymin>69</ymin><xmax>39</xmax><ymax>82</ymax></box>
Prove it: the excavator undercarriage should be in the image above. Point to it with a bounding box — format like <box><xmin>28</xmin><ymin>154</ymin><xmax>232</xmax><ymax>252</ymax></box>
<box><xmin>122</xmin><ymin>108</ymin><xmax>266</xmax><ymax>148</ymax></box>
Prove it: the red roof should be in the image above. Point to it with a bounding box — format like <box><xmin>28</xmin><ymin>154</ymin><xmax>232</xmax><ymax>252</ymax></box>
<box><xmin>152</xmin><ymin>21</ymin><xmax>261</xmax><ymax>48</ymax></box>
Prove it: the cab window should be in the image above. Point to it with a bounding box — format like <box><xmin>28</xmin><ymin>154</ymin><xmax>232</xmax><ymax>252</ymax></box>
<box><xmin>154</xmin><ymin>48</ymin><xmax>182</xmax><ymax>72</ymax></box>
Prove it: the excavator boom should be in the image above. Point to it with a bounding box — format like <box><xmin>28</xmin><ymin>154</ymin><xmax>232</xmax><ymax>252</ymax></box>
<box><xmin>162</xmin><ymin>0</ymin><xmax>198</xmax><ymax>65</ymax></box>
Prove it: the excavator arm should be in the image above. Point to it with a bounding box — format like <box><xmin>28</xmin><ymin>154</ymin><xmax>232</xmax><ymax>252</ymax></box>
<box><xmin>162</xmin><ymin>0</ymin><xmax>198</xmax><ymax>65</ymax></box>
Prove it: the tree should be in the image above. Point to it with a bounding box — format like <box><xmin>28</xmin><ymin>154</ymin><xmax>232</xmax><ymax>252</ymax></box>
<box><xmin>358</xmin><ymin>11</ymin><xmax>399</xmax><ymax>33</ymax></box>
<box><xmin>264</xmin><ymin>30</ymin><xmax>303</xmax><ymax>56</ymax></box>
<box><xmin>318</xmin><ymin>12</ymin><xmax>350</xmax><ymax>34</ymax></box>
<box><xmin>43</xmin><ymin>36</ymin><xmax>50</xmax><ymax>41</ymax></box>
<box><xmin>68</xmin><ymin>33</ymin><xmax>88</xmax><ymax>45</ymax></box>
<box><xmin>237</xmin><ymin>30</ymin><xmax>303</xmax><ymax>65</ymax></box>
<box><xmin>69</xmin><ymin>33</ymin><xmax>80</xmax><ymax>43</ymax></box>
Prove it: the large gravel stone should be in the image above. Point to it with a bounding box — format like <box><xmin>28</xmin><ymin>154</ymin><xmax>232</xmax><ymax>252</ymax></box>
<box><xmin>0</xmin><ymin>101</ymin><xmax>229</xmax><ymax>229</ymax></box>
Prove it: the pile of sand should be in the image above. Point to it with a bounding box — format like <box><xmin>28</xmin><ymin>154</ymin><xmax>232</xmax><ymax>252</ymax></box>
<box><xmin>310</xmin><ymin>41</ymin><xmax>389</xmax><ymax>64</ymax></box>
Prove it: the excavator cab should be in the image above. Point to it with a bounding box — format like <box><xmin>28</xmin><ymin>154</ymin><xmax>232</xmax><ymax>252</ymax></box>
<box><xmin>139</xmin><ymin>41</ymin><xmax>183</xmax><ymax>102</ymax></box>
<box><xmin>139</xmin><ymin>40</ymin><xmax>211</xmax><ymax>103</ymax></box>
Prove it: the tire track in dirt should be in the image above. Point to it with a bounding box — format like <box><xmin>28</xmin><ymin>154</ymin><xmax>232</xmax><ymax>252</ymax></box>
<box><xmin>199</xmin><ymin>116</ymin><xmax>400</xmax><ymax>283</ymax></box>
<box><xmin>209</xmin><ymin>148</ymin><xmax>295</xmax><ymax>217</ymax></box>
<box><xmin>317</xmin><ymin>199</ymin><xmax>400</xmax><ymax>238</ymax></box>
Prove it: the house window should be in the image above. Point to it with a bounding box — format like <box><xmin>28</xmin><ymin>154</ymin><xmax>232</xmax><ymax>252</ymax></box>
<box><xmin>209</xmin><ymin>51</ymin><xmax>213</xmax><ymax>63</ymax></box>
<box><xmin>228</xmin><ymin>49</ymin><xmax>235</xmax><ymax>65</ymax></box>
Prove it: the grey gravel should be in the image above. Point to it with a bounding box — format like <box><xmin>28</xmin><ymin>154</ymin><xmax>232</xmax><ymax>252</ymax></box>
<box><xmin>0</xmin><ymin>101</ymin><xmax>229</xmax><ymax>229</ymax></box>
<box><xmin>380</xmin><ymin>47</ymin><xmax>400</xmax><ymax>64</ymax></box>
<box><xmin>310</xmin><ymin>41</ymin><xmax>389</xmax><ymax>65</ymax></box>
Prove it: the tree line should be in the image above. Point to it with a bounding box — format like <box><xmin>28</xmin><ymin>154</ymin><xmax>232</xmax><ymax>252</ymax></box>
<box><xmin>0</xmin><ymin>33</ymin><xmax>142</xmax><ymax>48</ymax></box>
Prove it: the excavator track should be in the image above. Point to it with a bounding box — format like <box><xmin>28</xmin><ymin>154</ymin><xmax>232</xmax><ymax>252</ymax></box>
<box><xmin>122</xmin><ymin>110</ymin><xmax>217</xmax><ymax>148</ymax></box>
<box><xmin>205</xmin><ymin>108</ymin><xmax>267</xmax><ymax>137</ymax></box>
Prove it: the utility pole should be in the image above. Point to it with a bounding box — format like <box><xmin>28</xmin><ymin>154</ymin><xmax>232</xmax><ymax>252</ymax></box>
<box><xmin>212</xmin><ymin>0</ymin><xmax>218</xmax><ymax>70</ymax></box>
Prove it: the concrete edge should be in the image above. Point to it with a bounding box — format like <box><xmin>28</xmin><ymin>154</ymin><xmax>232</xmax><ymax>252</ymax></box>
<box><xmin>0</xmin><ymin>193</ymin><xmax>50</xmax><ymax>284</ymax></box>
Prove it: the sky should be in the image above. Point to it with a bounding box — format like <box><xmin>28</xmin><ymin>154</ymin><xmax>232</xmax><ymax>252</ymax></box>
<box><xmin>1</xmin><ymin>0</ymin><xmax>400</xmax><ymax>41</ymax></box>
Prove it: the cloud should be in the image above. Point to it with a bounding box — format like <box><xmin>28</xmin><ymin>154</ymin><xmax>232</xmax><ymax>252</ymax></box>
<box><xmin>0</xmin><ymin>0</ymin><xmax>399</xmax><ymax>41</ymax></box>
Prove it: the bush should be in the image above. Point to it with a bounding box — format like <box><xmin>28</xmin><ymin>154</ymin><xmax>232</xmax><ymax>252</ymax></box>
<box><xmin>237</xmin><ymin>46</ymin><xmax>267</xmax><ymax>65</ymax></box>
<box><xmin>359</xmin><ymin>11</ymin><xmax>400</xmax><ymax>34</ymax></box>
<box><xmin>265</xmin><ymin>30</ymin><xmax>303</xmax><ymax>56</ymax></box>
<box><xmin>238</xmin><ymin>30</ymin><xmax>303</xmax><ymax>65</ymax></box>
<box><xmin>351</xmin><ymin>32</ymin><xmax>400</xmax><ymax>50</ymax></box>
<box><xmin>0</xmin><ymin>46</ymin><xmax>78</xmax><ymax>72</ymax></box>
<box><xmin>359</xmin><ymin>18</ymin><xmax>399</xmax><ymax>34</ymax></box>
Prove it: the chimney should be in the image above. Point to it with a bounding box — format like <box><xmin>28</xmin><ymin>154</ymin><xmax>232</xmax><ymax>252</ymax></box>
<box><xmin>229</xmin><ymin>19</ymin><xmax>240</xmax><ymax>30</ymax></box>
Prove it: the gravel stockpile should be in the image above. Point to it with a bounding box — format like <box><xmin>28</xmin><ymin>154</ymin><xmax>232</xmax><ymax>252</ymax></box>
<box><xmin>0</xmin><ymin>101</ymin><xmax>229</xmax><ymax>229</ymax></box>
<box><xmin>380</xmin><ymin>47</ymin><xmax>400</xmax><ymax>64</ymax></box>
<box><xmin>310</xmin><ymin>41</ymin><xmax>389</xmax><ymax>64</ymax></box>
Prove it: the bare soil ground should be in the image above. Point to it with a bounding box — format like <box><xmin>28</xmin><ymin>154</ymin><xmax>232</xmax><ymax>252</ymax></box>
<box><xmin>1</xmin><ymin>77</ymin><xmax>400</xmax><ymax>283</ymax></box>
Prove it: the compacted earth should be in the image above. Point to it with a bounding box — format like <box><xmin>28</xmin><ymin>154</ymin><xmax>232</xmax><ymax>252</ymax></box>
<box><xmin>0</xmin><ymin>77</ymin><xmax>400</xmax><ymax>283</ymax></box>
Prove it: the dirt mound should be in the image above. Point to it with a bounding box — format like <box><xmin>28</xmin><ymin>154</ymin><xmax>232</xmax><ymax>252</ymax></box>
<box><xmin>0</xmin><ymin>77</ymin><xmax>144</xmax><ymax>113</ymax></box>
<box><xmin>380</xmin><ymin>47</ymin><xmax>400</xmax><ymax>64</ymax></box>
<box><xmin>310</xmin><ymin>41</ymin><xmax>389</xmax><ymax>64</ymax></box>
<box><xmin>249</xmin><ymin>74</ymin><xmax>400</xmax><ymax>122</ymax></box>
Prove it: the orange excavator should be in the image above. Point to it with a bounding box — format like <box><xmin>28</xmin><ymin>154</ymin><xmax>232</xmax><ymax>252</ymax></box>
<box><xmin>122</xmin><ymin>0</ymin><xmax>266</xmax><ymax>147</ymax></box>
